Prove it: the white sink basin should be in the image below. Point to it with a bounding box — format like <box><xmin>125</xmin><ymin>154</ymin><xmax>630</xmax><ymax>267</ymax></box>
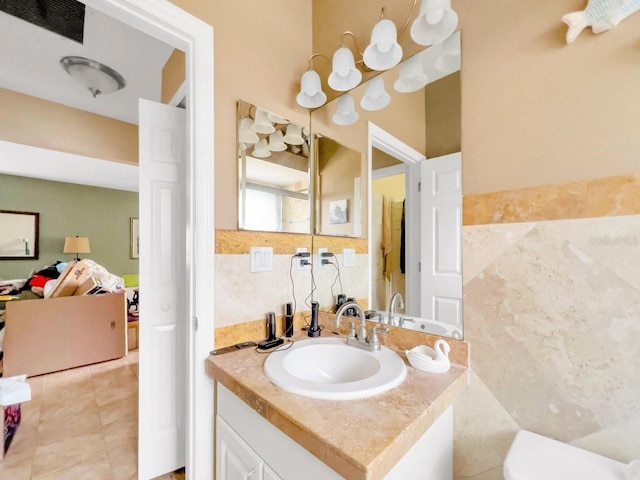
<box><xmin>263</xmin><ymin>337</ymin><xmax>407</xmax><ymax>400</ymax></box>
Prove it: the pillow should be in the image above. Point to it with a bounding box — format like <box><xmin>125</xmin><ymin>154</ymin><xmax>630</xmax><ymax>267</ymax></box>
<box><xmin>121</xmin><ymin>274</ymin><xmax>139</xmax><ymax>288</ymax></box>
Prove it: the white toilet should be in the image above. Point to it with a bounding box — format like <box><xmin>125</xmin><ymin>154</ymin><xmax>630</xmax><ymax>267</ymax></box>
<box><xmin>503</xmin><ymin>430</ymin><xmax>628</xmax><ymax>480</ymax></box>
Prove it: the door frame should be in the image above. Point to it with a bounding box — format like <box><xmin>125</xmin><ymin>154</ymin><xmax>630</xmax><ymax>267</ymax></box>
<box><xmin>367</xmin><ymin>122</ymin><xmax>424</xmax><ymax>316</ymax></box>
<box><xmin>83</xmin><ymin>0</ymin><xmax>215</xmax><ymax>477</ymax></box>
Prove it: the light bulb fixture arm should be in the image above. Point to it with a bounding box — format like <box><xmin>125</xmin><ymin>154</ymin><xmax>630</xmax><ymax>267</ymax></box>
<box><xmin>397</xmin><ymin>0</ymin><xmax>420</xmax><ymax>37</ymax></box>
<box><xmin>307</xmin><ymin>53</ymin><xmax>331</xmax><ymax>69</ymax></box>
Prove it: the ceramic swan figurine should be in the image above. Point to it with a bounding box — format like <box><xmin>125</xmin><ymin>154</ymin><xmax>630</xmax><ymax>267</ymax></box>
<box><xmin>406</xmin><ymin>339</ymin><xmax>451</xmax><ymax>373</ymax></box>
<box><xmin>562</xmin><ymin>0</ymin><xmax>640</xmax><ymax>44</ymax></box>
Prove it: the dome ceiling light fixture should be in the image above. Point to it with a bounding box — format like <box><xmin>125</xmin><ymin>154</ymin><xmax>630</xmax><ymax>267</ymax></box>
<box><xmin>295</xmin><ymin>0</ymin><xmax>459</xmax><ymax>120</ymax></box>
<box><xmin>60</xmin><ymin>56</ymin><xmax>126</xmax><ymax>98</ymax></box>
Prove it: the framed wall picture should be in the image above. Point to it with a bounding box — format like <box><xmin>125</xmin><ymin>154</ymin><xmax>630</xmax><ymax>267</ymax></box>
<box><xmin>329</xmin><ymin>199</ymin><xmax>348</xmax><ymax>224</ymax></box>
<box><xmin>0</xmin><ymin>210</ymin><xmax>39</xmax><ymax>260</ymax></box>
<box><xmin>130</xmin><ymin>218</ymin><xmax>140</xmax><ymax>259</ymax></box>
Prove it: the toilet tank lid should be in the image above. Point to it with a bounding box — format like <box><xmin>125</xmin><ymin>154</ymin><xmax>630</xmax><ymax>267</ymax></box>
<box><xmin>504</xmin><ymin>430</ymin><xmax>626</xmax><ymax>480</ymax></box>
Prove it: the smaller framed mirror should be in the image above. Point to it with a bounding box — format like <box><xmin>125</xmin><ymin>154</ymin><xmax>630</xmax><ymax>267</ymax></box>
<box><xmin>237</xmin><ymin>100</ymin><xmax>311</xmax><ymax>234</ymax></box>
<box><xmin>0</xmin><ymin>210</ymin><xmax>39</xmax><ymax>260</ymax></box>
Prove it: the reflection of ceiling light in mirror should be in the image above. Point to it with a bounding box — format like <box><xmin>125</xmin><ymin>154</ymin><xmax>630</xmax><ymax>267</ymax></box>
<box><xmin>252</xmin><ymin>138</ymin><xmax>271</xmax><ymax>158</ymax></box>
<box><xmin>283</xmin><ymin>123</ymin><xmax>305</xmax><ymax>145</ymax></box>
<box><xmin>332</xmin><ymin>94</ymin><xmax>359</xmax><ymax>126</ymax></box>
<box><xmin>435</xmin><ymin>32</ymin><xmax>461</xmax><ymax>73</ymax></box>
<box><xmin>239</xmin><ymin>117</ymin><xmax>259</xmax><ymax>144</ymax></box>
<box><xmin>360</xmin><ymin>76</ymin><xmax>390</xmax><ymax>111</ymax></box>
<box><xmin>296</xmin><ymin>70</ymin><xmax>327</xmax><ymax>108</ymax></box>
<box><xmin>267</xmin><ymin>130</ymin><xmax>287</xmax><ymax>152</ymax></box>
<box><xmin>251</xmin><ymin>107</ymin><xmax>276</xmax><ymax>134</ymax></box>
<box><xmin>410</xmin><ymin>0</ymin><xmax>458</xmax><ymax>46</ymax></box>
<box><xmin>363</xmin><ymin>19</ymin><xmax>403</xmax><ymax>71</ymax></box>
<box><xmin>59</xmin><ymin>56</ymin><xmax>126</xmax><ymax>98</ymax></box>
<box><xmin>267</xmin><ymin>112</ymin><xmax>290</xmax><ymax>124</ymax></box>
<box><xmin>328</xmin><ymin>47</ymin><xmax>362</xmax><ymax>91</ymax></box>
<box><xmin>394</xmin><ymin>54</ymin><xmax>429</xmax><ymax>93</ymax></box>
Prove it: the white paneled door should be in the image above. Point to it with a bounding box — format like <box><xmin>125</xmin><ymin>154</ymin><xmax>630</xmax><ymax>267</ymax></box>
<box><xmin>138</xmin><ymin>99</ymin><xmax>187</xmax><ymax>479</ymax></box>
<box><xmin>420</xmin><ymin>153</ymin><xmax>463</xmax><ymax>327</ymax></box>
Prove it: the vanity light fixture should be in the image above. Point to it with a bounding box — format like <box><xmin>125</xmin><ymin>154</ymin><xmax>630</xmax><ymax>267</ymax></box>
<box><xmin>295</xmin><ymin>0</ymin><xmax>459</xmax><ymax>118</ymax></box>
<box><xmin>251</xmin><ymin>107</ymin><xmax>276</xmax><ymax>135</ymax></box>
<box><xmin>363</xmin><ymin>18</ymin><xmax>403</xmax><ymax>71</ymax></box>
<box><xmin>267</xmin><ymin>130</ymin><xmax>287</xmax><ymax>152</ymax></box>
<box><xmin>332</xmin><ymin>94</ymin><xmax>359</xmax><ymax>126</ymax></box>
<box><xmin>239</xmin><ymin>117</ymin><xmax>260</xmax><ymax>144</ymax></box>
<box><xmin>60</xmin><ymin>56</ymin><xmax>126</xmax><ymax>98</ymax></box>
<box><xmin>394</xmin><ymin>53</ymin><xmax>429</xmax><ymax>93</ymax></box>
<box><xmin>252</xmin><ymin>138</ymin><xmax>271</xmax><ymax>158</ymax></box>
<box><xmin>410</xmin><ymin>0</ymin><xmax>459</xmax><ymax>46</ymax></box>
<box><xmin>283</xmin><ymin>123</ymin><xmax>305</xmax><ymax>145</ymax></box>
<box><xmin>435</xmin><ymin>32</ymin><xmax>461</xmax><ymax>73</ymax></box>
<box><xmin>360</xmin><ymin>76</ymin><xmax>391</xmax><ymax>111</ymax></box>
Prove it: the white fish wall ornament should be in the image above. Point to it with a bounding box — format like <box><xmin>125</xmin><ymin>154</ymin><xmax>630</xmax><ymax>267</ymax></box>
<box><xmin>562</xmin><ymin>0</ymin><xmax>640</xmax><ymax>43</ymax></box>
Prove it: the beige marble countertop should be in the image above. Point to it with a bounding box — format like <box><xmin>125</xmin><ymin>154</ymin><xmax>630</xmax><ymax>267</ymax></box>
<box><xmin>206</xmin><ymin>325</ymin><xmax>469</xmax><ymax>480</ymax></box>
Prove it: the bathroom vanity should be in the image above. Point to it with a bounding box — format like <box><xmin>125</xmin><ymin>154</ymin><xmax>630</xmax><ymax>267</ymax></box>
<box><xmin>206</xmin><ymin>329</ymin><xmax>469</xmax><ymax>479</ymax></box>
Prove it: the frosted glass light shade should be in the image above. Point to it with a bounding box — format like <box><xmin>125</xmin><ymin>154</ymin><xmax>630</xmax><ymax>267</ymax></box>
<box><xmin>251</xmin><ymin>108</ymin><xmax>276</xmax><ymax>134</ymax></box>
<box><xmin>394</xmin><ymin>55</ymin><xmax>429</xmax><ymax>93</ymax></box>
<box><xmin>328</xmin><ymin>47</ymin><xmax>362</xmax><ymax>91</ymax></box>
<box><xmin>239</xmin><ymin>117</ymin><xmax>259</xmax><ymax>144</ymax></box>
<box><xmin>60</xmin><ymin>56</ymin><xmax>126</xmax><ymax>98</ymax></box>
<box><xmin>363</xmin><ymin>19</ymin><xmax>403</xmax><ymax>71</ymax></box>
<box><xmin>332</xmin><ymin>94</ymin><xmax>359</xmax><ymax>126</ymax></box>
<box><xmin>252</xmin><ymin>138</ymin><xmax>271</xmax><ymax>158</ymax></box>
<box><xmin>267</xmin><ymin>130</ymin><xmax>287</xmax><ymax>152</ymax></box>
<box><xmin>296</xmin><ymin>70</ymin><xmax>327</xmax><ymax>108</ymax></box>
<box><xmin>410</xmin><ymin>0</ymin><xmax>458</xmax><ymax>46</ymax></box>
<box><xmin>267</xmin><ymin>112</ymin><xmax>290</xmax><ymax>124</ymax></box>
<box><xmin>360</xmin><ymin>76</ymin><xmax>390</xmax><ymax>111</ymax></box>
<box><xmin>283</xmin><ymin>123</ymin><xmax>304</xmax><ymax>145</ymax></box>
<box><xmin>435</xmin><ymin>33</ymin><xmax>461</xmax><ymax>73</ymax></box>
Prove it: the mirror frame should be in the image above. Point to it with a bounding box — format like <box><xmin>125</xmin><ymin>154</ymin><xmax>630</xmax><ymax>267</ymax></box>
<box><xmin>0</xmin><ymin>209</ymin><xmax>40</xmax><ymax>260</ymax></box>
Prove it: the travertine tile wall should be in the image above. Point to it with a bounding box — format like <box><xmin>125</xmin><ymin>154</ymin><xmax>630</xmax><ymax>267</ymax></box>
<box><xmin>213</xmin><ymin>230</ymin><xmax>368</xmax><ymax>348</ymax></box>
<box><xmin>455</xmin><ymin>214</ymin><xmax>640</xmax><ymax>479</ymax></box>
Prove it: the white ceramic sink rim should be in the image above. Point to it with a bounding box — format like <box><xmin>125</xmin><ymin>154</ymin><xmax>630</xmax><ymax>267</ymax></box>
<box><xmin>263</xmin><ymin>337</ymin><xmax>407</xmax><ymax>400</ymax></box>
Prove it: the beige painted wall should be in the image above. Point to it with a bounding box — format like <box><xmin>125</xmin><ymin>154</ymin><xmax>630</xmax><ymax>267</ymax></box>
<box><xmin>169</xmin><ymin>0</ymin><xmax>313</xmax><ymax>230</ymax></box>
<box><xmin>0</xmin><ymin>87</ymin><xmax>138</xmax><ymax>164</ymax></box>
<box><xmin>455</xmin><ymin>0</ymin><xmax>640</xmax><ymax>194</ymax></box>
<box><xmin>161</xmin><ymin>48</ymin><xmax>186</xmax><ymax>104</ymax></box>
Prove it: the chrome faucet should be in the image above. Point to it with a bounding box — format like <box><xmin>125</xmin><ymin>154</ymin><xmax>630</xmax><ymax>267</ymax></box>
<box><xmin>387</xmin><ymin>293</ymin><xmax>404</xmax><ymax>326</ymax></box>
<box><xmin>334</xmin><ymin>301</ymin><xmax>388</xmax><ymax>351</ymax></box>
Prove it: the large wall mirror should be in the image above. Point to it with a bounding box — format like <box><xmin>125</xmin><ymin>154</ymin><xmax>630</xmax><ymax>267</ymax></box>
<box><xmin>237</xmin><ymin>100</ymin><xmax>312</xmax><ymax>234</ymax></box>
<box><xmin>0</xmin><ymin>209</ymin><xmax>39</xmax><ymax>260</ymax></box>
<box><xmin>311</xmin><ymin>32</ymin><xmax>463</xmax><ymax>339</ymax></box>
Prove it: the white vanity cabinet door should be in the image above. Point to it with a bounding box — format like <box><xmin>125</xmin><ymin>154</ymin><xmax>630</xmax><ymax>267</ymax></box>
<box><xmin>217</xmin><ymin>416</ymin><xmax>261</xmax><ymax>480</ymax></box>
<box><xmin>263</xmin><ymin>463</ymin><xmax>283</xmax><ymax>480</ymax></box>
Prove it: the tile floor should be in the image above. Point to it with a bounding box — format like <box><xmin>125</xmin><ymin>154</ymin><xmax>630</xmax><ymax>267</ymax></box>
<box><xmin>0</xmin><ymin>351</ymin><xmax>184</xmax><ymax>480</ymax></box>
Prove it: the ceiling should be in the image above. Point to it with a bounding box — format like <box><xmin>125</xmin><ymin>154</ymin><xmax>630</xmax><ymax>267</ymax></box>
<box><xmin>0</xmin><ymin>2</ymin><xmax>174</xmax><ymax>125</ymax></box>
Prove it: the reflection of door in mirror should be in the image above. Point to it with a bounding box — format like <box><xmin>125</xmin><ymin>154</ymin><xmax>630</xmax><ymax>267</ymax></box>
<box><xmin>237</xmin><ymin>100</ymin><xmax>311</xmax><ymax>234</ymax></box>
<box><xmin>315</xmin><ymin>135</ymin><xmax>362</xmax><ymax>237</ymax></box>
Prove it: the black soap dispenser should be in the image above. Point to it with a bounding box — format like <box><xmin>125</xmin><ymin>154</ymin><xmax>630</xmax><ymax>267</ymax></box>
<box><xmin>285</xmin><ymin>302</ymin><xmax>294</xmax><ymax>337</ymax></box>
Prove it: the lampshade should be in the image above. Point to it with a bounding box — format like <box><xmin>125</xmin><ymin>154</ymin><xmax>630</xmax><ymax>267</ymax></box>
<box><xmin>60</xmin><ymin>56</ymin><xmax>126</xmax><ymax>98</ymax></box>
<box><xmin>63</xmin><ymin>236</ymin><xmax>90</xmax><ymax>261</ymax></box>
<box><xmin>239</xmin><ymin>117</ymin><xmax>259</xmax><ymax>144</ymax></box>
<box><xmin>410</xmin><ymin>0</ymin><xmax>458</xmax><ymax>46</ymax></box>
<box><xmin>267</xmin><ymin>112</ymin><xmax>290</xmax><ymax>124</ymax></box>
<box><xmin>252</xmin><ymin>138</ymin><xmax>271</xmax><ymax>158</ymax></box>
<box><xmin>332</xmin><ymin>94</ymin><xmax>359</xmax><ymax>126</ymax></box>
<box><xmin>296</xmin><ymin>70</ymin><xmax>327</xmax><ymax>108</ymax></box>
<box><xmin>283</xmin><ymin>123</ymin><xmax>305</xmax><ymax>145</ymax></box>
<box><xmin>363</xmin><ymin>19</ymin><xmax>403</xmax><ymax>71</ymax></box>
<box><xmin>394</xmin><ymin>54</ymin><xmax>429</xmax><ymax>93</ymax></box>
<box><xmin>435</xmin><ymin>32</ymin><xmax>461</xmax><ymax>73</ymax></box>
<box><xmin>251</xmin><ymin>108</ymin><xmax>276</xmax><ymax>134</ymax></box>
<box><xmin>267</xmin><ymin>130</ymin><xmax>287</xmax><ymax>152</ymax></box>
<box><xmin>360</xmin><ymin>76</ymin><xmax>391</xmax><ymax>111</ymax></box>
<box><xmin>328</xmin><ymin>47</ymin><xmax>362</xmax><ymax>92</ymax></box>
